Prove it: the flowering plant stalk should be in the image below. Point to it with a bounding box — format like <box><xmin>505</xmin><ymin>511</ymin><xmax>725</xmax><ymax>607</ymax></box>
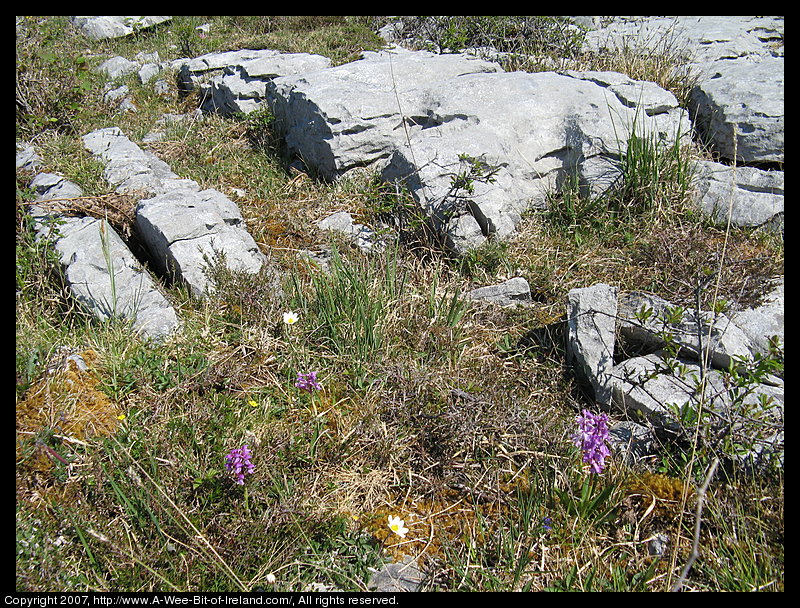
<box><xmin>295</xmin><ymin>371</ymin><xmax>322</xmax><ymax>417</ymax></box>
<box><xmin>225</xmin><ymin>444</ymin><xmax>255</xmax><ymax>485</ymax></box>
<box><xmin>281</xmin><ymin>311</ymin><xmax>302</xmax><ymax>377</ymax></box>
<box><xmin>554</xmin><ymin>409</ymin><xmax>617</xmax><ymax>523</ymax></box>
<box><xmin>295</xmin><ymin>371</ymin><xmax>322</xmax><ymax>392</ymax></box>
<box><xmin>572</xmin><ymin>409</ymin><xmax>611</xmax><ymax>474</ymax></box>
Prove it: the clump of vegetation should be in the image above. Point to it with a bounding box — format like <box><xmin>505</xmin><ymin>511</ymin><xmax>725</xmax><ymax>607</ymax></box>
<box><xmin>391</xmin><ymin>16</ymin><xmax>585</xmax><ymax>61</ymax></box>
<box><xmin>16</xmin><ymin>16</ymin><xmax>782</xmax><ymax>593</ymax></box>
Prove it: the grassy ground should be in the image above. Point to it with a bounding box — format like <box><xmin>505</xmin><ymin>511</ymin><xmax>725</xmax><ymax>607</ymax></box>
<box><xmin>16</xmin><ymin>16</ymin><xmax>783</xmax><ymax>592</ymax></box>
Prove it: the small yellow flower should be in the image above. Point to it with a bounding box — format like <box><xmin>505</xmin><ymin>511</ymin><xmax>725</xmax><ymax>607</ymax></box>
<box><xmin>117</xmin><ymin>414</ymin><xmax>126</xmax><ymax>421</ymax></box>
<box><xmin>282</xmin><ymin>311</ymin><xmax>299</xmax><ymax>325</ymax></box>
<box><xmin>387</xmin><ymin>515</ymin><xmax>409</xmax><ymax>538</ymax></box>
<box><xmin>248</xmin><ymin>399</ymin><xmax>258</xmax><ymax>408</ymax></box>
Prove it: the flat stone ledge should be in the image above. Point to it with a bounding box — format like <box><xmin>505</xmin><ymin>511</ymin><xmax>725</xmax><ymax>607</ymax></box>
<box><xmin>467</xmin><ymin>277</ymin><xmax>532</xmax><ymax>307</ymax></box>
<box><xmin>26</xmin><ymin>172</ymin><xmax>180</xmax><ymax>342</ymax></box>
<box><xmin>135</xmin><ymin>188</ymin><xmax>267</xmax><ymax>298</ymax></box>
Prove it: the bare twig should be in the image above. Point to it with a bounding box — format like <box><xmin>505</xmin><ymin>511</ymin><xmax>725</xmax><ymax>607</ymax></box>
<box><xmin>671</xmin><ymin>456</ymin><xmax>719</xmax><ymax>592</ymax></box>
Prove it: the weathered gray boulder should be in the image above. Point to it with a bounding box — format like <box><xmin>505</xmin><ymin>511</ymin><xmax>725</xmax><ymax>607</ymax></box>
<box><xmin>82</xmin><ymin>127</ymin><xmax>200</xmax><ymax>196</ymax></box>
<box><xmin>95</xmin><ymin>51</ymin><xmax>168</xmax><ymax>86</ymax></box>
<box><xmin>97</xmin><ymin>56</ymin><xmax>140</xmax><ymax>80</ymax></box>
<box><xmin>16</xmin><ymin>143</ymin><xmax>41</xmax><ymax>172</ymax></box>
<box><xmin>266</xmin><ymin>47</ymin><xmax>502</xmax><ymax>181</ymax></box>
<box><xmin>562</xmin><ymin>69</ymin><xmax>685</xmax><ymax>119</ymax></box>
<box><xmin>607</xmin><ymin>420</ymin><xmax>658</xmax><ymax>465</ymax></box>
<box><xmin>103</xmin><ymin>84</ymin><xmax>130</xmax><ymax>103</ymax></box>
<box><xmin>581</xmin><ymin>16</ymin><xmax>783</xmax><ymax>65</ymax></box>
<box><xmin>370</xmin><ymin>19</ymin><xmax>783</xmax><ymax>247</ymax></box>
<box><xmin>28</xmin><ymin>172</ymin><xmax>84</xmax><ymax>204</ymax></box>
<box><xmin>609</xmin><ymin>354</ymin><xmax>720</xmax><ymax>431</ymax></box>
<box><xmin>580</xmin><ymin>16</ymin><xmax>784</xmax><ymax>166</ymax></box>
<box><xmin>52</xmin><ymin>216</ymin><xmax>181</xmax><ymax>340</ymax></box>
<box><xmin>564</xmin><ymin>282</ymin><xmax>784</xmax><ymax>469</ymax></box>
<box><xmin>26</xmin><ymin>173</ymin><xmax>180</xmax><ymax>341</ymax></box>
<box><xmin>135</xmin><ymin>188</ymin><xmax>266</xmax><ymax>298</ymax></box>
<box><xmin>171</xmin><ymin>49</ymin><xmax>331</xmax><ymax>115</ymax></box>
<box><xmin>316</xmin><ymin>211</ymin><xmax>387</xmax><ymax>254</ymax></box>
<box><xmin>608</xmin><ymin>352</ymin><xmax>783</xmax><ymax>463</ymax></box>
<box><xmin>566</xmin><ymin>283</ymin><xmax>618</xmax><ymax>406</ymax></box>
<box><xmin>266</xmin><ymin>47</ymin><xmax>690</xmax><ymax>253</ymax></box>
<box><xmin>138</xmin><ymin>62</ymin><xmax>163</xmax><ymax>84</ymax></box>
<box><xmin>692</xmin><ymin>159</ymin><xmax>783</xmax><ymax>230</ymax></box>
<box><xmin>71</xmin><ymin>16</ymin><xmax>171</xmax><ymax>41</ymax></box>
<box><xmin>83</xmin><ymin>127</ymin><xmax>269</xmax><ymax>299</ymax></box>
<box><xmin>206</xmin><ymin>53</ymin><xmax>332</xmax><ymax>115</ymax></box>
<box><xmin>689</xmin><ymin>56</ymin><xmax>784</xmax><ymax>165</ymax></box>
<box><xmin>467</xmin><ymin>277</ymin><xmax>532</xmax><ymax>307</ymax></box>
<box><xmin>729</xmin><ymin>278</ymin><xmax>784</xmax><ymax>355</ymax></box>
<box><xmin>617</xmin><ymin>291</ymin><xmax>758</xmax><ymax>372</ymax></box>
<box><xmin>367</xmin><ymin>556</ymin><xmax>424</xmax><ymax>592</ymax></box>
<box><xmin>175</xmin><ymin>49</ymin><xmax>291</xmax><ymax>77</ymax></box>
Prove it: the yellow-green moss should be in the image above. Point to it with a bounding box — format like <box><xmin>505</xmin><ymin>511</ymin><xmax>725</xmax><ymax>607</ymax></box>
<box><xmin>16</xmin><ymin>349</ymin><xmax>121</xmax><ymax>502</ymax></box>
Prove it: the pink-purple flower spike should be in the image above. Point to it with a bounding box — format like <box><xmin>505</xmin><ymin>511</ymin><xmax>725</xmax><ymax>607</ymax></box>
<box><xmin>572</xmin><ymin>409</ymin><xmax>611</xmax><ymax>474</ymax></box>
<box><xmin>295</xmin><ymin>371</ymin><xmax>322</xmax><ymax>392</ymax></box>
<box><xmin>225</xmin><ymin>444</ymin><xmax>255</xmax><ymax>484</ymax></box>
